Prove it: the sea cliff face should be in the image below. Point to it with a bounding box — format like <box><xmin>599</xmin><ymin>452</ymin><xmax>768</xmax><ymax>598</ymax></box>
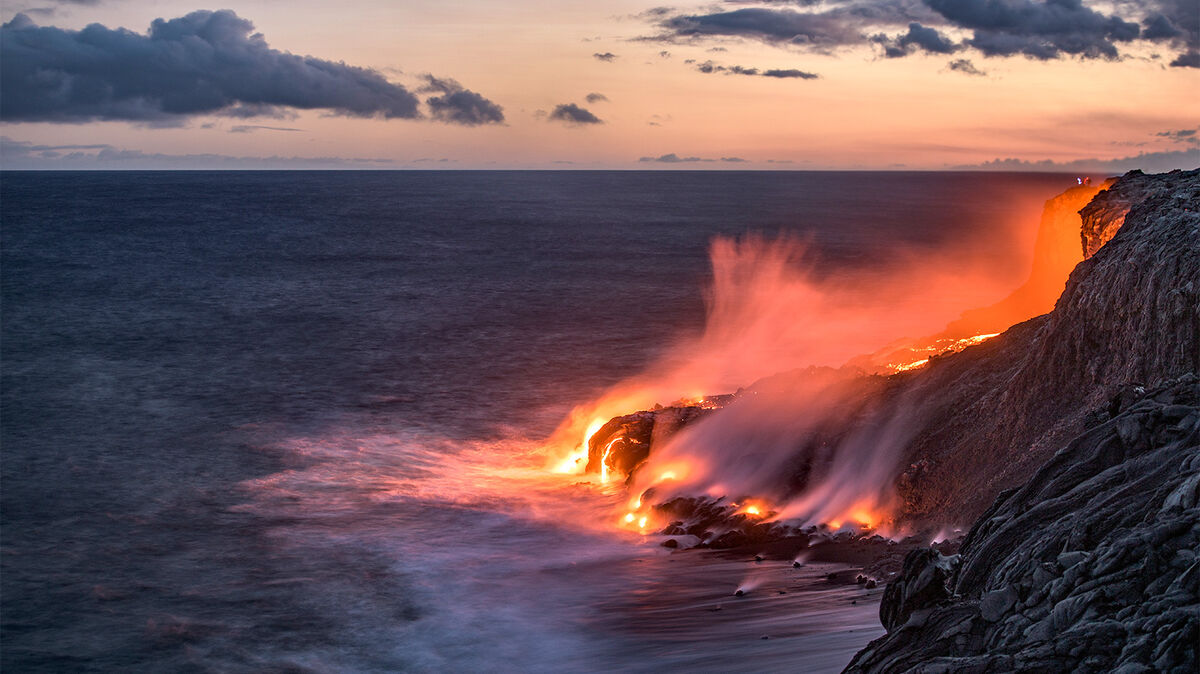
<box><xmin>845</xmin><ymin>375</ymin><xmax>1199</xmax><ymax>673</ymax></box>
<box><xmin>844</xmin><ymin>168</ymin><xmax>1199</xmax><ymax>672</ymax></box>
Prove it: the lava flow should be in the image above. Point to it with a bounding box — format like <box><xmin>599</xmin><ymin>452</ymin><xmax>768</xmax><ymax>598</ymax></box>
<box><xmin>545</xmin><ymin>184</ymin><xmax>1104</xmax><ymax>539</ymax></box>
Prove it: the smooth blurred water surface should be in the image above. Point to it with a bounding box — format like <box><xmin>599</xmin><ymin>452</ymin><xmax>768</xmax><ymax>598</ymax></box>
<box><xmin>1</xmin><ymin>170</ymin><xmax>1074</xmax><ymax>671</ymax></box>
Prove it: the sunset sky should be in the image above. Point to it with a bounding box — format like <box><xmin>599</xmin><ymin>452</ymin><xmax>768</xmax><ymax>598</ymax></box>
<box><xmin>1</xmin><ymin>0</ymin><xmax>1197</xmax><ymax>169</ymax></box>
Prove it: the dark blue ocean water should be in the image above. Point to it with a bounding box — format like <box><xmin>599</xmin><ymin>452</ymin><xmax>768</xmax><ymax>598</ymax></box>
<box><xmin>1</xmin><ymin>171</ymin><xmax>1074</xmax><ymax>672</ymax></box>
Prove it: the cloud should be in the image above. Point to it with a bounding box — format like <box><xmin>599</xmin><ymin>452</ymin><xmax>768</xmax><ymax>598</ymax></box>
<box><xmin>1156</xmin><ymin>128</ymin><xmax>1199</xmax><ymax>145</ymax></box>
<box><xmin>762</xmin><ymin>68</ymin><xmax>820</xmax><ymax>79</ymax></box>
<box><xmin>0</xmin><ymin>11</ymin><xmax>502</xmax><ymax>125</ymax></box>
<box><xmin>593</xmin><ymin>52</ymin><xmax>618</xmax><ymax>61</ymax></box>
<box><xmin>878</xmin><ymin>22</ymin><xmax>959</xmax><ymax>57</ymax></box>
<box><xmin>637</xmin><ymin>153</ymin><xmax>748</xmax><ymax>163</ymax></box>
<box><xmin>954</xmin><ymin>148</ymin><xmax>1200</xmax><ymax>173</ymax></box>
<box><xmin>420</xmin><ymin>75</ymin><xmax>505</xmax><ymax>126</ymax></box>
<box><xmin>229</xmin><ymin>125</ymin><xmax>303</xmax><ymax>133</ymax></box>
<box><xmin>585</xmin><ymin>92</ymin><xmax>609</xmax><ymax>103</ymax></box>
<box><xmin>640</xmin><ymin>153</ymin><xmax>704</xmax><ymax>163</ymax></box>
<box><xmin>548</xmin><ymin>103</ymin><xmax>603</xmax><ymax>125</ymax></box>
<box><xmin>947</xmin><ymin>58</ymin><xmax>987</xmax><ymax>75</ymax></box>
<box><xmin>692</xmin><ymin>60</ymin><xmax>819</xmax><ymax>79</ymax></box>
<box><xmin>1170</xmin><ymin>51</ymin><xmax>1199</xmax><ymax>67</ymax></box>
<box><xmin>647</xmin><ymin>0</ymin><xmax>1196</xmax><ymax>66</ymax></box>
<box><xmin>0</xmin><ymin>136</ymin><xmax>397</xmax><ymax>169</ymax></box>
<box><xmin>215</xmin><ymin>104</ymin><xmax>299</xmax><ymax>120</ymax></box>
<box><xmin>657</xmin><ymin>8</ymin><xmax>866</xmax><ymax>49</ymax></box>
<box><xmin>925</xmin><ymin>0</ymin><xmax>1140</xmax><ymax>60</ymax></box>
<box><xmin>1148</xmin><ymin>0</ymin><xmax>1199</xmax><ymax>67</ymax></box>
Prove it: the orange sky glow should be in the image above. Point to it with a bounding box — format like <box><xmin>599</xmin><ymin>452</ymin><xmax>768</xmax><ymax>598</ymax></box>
<box><xmin>1</xmin><ymin>0</ymin><xmax>1196</xmax><ymax>169</ymax></box>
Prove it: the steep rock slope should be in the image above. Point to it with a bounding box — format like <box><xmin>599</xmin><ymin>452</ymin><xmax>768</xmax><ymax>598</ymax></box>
<box><xmin>845</xmin><ymin>375</ymin><xmax>1199</xmax><ymax>673</ymax></box>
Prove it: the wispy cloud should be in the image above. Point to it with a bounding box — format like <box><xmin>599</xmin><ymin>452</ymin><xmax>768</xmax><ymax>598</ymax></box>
<box><xmin>946</xmin><ymin>58</ymin><xmax>986</xmax><ymax>76</ymax></box>
<box><xmin>688</xmin><ymin>59</ymin><xmax>819</xmax><ymax>79</ymax></box>
<box><xmin>638</xmin><ymin>152</ymin><xmax>748</xmax><ymax>163</ymax></box>
<box><xmin>0</xmin><ymin>136</ymin><xmax>398</xmax><ymax>169</ymax></box>
<box><xmin>228</xmin><ymin>125</ymin><xmax>304</xmax><ymax>134</ymax></box>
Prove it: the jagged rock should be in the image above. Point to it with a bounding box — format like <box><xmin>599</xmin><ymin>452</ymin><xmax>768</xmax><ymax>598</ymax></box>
<box><xmin>845</xmin><ymin>376</ymin><xmax>1200</xmax><ymax>673</ymax></box>
<box><xmin>879</xmin><ymin>548</ymin><xmax>959</xmax><ymax>632</ymax></box>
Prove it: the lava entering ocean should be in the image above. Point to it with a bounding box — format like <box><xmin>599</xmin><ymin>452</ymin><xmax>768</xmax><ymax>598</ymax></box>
<box><xmin>546</xmin><ymin>182</ymin><xmax>1106</xmax><ymax>541</ymax></box>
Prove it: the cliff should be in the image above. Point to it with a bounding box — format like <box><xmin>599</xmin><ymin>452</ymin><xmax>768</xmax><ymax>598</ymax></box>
<box><xmin>892</xmin><ymin>168</ymin><xmax>1199</xmax><ymax>522</ymax></box>
<box><xmin>841</xmin><ymin>168</ymin><xmax>1199</xmax><ymax>671</ymax></box>
<box><xmin>845</xmin><ymin>375</ymin><xmax>1199</xmax><ymax>673</ymax></box>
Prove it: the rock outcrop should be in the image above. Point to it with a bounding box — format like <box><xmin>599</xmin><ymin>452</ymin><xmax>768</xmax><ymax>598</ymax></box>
<box><xmin>585</xmin><ymin>396</ymin><xmax>734</xmax><ymax>479</ymax></box>
<box><xmin>845</xmin><ymin>375</ymin><xmax>1200</xmax><ymax>673</ymax></box>
<box><xmin>1078</xmin><ymin>170</ymin><xmax>1181</xmax><ymax>258</ymax></box>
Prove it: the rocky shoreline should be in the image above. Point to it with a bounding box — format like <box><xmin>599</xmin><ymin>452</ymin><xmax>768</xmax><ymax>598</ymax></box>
<box><xmin>846</xmin><ymin>375</ymin><xmax>1199</xmax><ymax>672</ymax></box>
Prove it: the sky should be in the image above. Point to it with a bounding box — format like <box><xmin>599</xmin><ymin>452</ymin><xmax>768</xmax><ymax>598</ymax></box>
<box><xmin>0</xmin><ymin>0</ymin><xmax>1197</xmax><ymax>170</ymax></box>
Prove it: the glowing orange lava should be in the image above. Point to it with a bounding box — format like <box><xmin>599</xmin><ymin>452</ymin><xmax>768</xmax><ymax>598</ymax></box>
<box><xmin>882</xmin><ymin>332</ymin><xmax>1000</xmax><ymax>373</ymax></box>
<box><xmin>545</xmin><ymin>187</ymin><xmax>1091</xmax><ymax>538</ymax></box>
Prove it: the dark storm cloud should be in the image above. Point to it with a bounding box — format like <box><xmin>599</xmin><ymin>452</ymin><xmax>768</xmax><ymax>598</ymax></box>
<box><xmin>0</xmin><ymin>11</ymin><xmax>503</xmax><ymax>124</ymax></box>
<box><xmin>420</xmin><ymin>75</ymin><xmax>505</xmax><ymax>126</ymax></box>
<box><xmin>692</xmin><ymin>60</ymin><xmax>819</xmax><ymax>79</ymax></box>
<box><xmin>925</xmin><ymin>0</ymin><xmax>1140</xmax><ymax>60</ymax></box>
<box><xmin>650</xmin><ymin>0</ymin><xmax>1196</xmax><ymax>66</ymax></box>
<box><xmin>593</xmin><ymin>52</ymin><xmax>618</xmax><ymax>61</ymax></box>
<box><xmin>947</xmin><ymin>58</ymin><xmax>987</xmax><ymax>75</ymax></box>
<box><xmin>880</xmin><ymin>22</ymin><xmax>959</xmax><ymax>57</ymax></box>
<box><xmin>548</xmin><ymin>103</ymin><xmax>603</xmax><ymax>125</ymax></box>
<box><xmin>585</xmin><ymin>92</ymin><xmax>609</xmax><ymax>103</ymax></box>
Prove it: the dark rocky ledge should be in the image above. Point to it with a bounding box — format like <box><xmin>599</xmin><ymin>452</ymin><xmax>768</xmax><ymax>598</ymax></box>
<box><xmin>845</xmin><ymin>375</ymin><xmax>1199</xmax><ymax>673</ymax></box>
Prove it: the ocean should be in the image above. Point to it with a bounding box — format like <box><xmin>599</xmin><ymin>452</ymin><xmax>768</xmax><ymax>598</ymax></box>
<box><xmin>1</xmin><ymin>170</ymin><xmax>1075</xmax><ymax>672</ymax></box>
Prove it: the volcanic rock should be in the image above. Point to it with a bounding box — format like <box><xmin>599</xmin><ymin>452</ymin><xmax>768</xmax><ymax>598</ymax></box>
<box><xmin>1078</xmin><ymin>169</ymin><xmax>1181</xmax><ymax>258</ymax></box>
<box><xmin>878</xmin><ymin>547</ymin><xmax>959</xmax><ymax>633</ymax></box>
<box><xmin>844</xmin><ymin>375</ymin><xmax>1200</xmax><ymax>673</ymax></box>
<box><xmin>585</xmin><ymin>403</ymin><xmax>724</xmax><ymax>480</ymax></box>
